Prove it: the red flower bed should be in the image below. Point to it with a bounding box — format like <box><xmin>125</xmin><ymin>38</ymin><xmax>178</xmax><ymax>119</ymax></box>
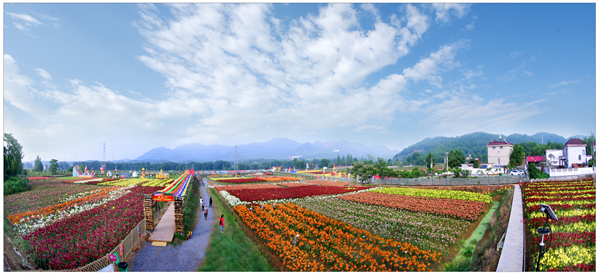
<box><xmin>227</xmin><ymin>185</ymin><xmax>371</xmax><ymax>202</ymax></box>
<box><xmin>22</xmin><ymin>186</ymin><xmax>162</xmax><ymax>270</ymax></box>
<box><xmin>532</xmin><ymin>231</ymin><xmax>595</xmax><ymax>249</ymax></box>
<box><xmin>27</xmin><ymin>177</ymin><xmax>53</xmax><ymax>180</ymax></box>
<box><xmin>339</xmin><ymin>191</ymin><xmax>487</xmax><ymax>221</ymax></box>
<box><xmin>215</xmin><ymin>184</ymin><xmax>282</xmax><ymax>191</ymax></box>
<box><xmin>218</xmin><ymin>178</ymin><xmax>266</xmax><ymax>183</ymax></box>
<box><xmin>548</xmin><ymin>263</ymin><xmax>596</xmax><ymax>272</ymax></box>
<box><xmin>528</xmin><ymin>214</ymin><xmax>595</xmax><ymax>227</ymax></box>
<box><xmin>527</xmin><ymin>203</ymin><xmax>596</xmax><ymax>213</ymax></box>
<box><xmin>304</xmin><ymin>180</ymin><xmax>350</xmax><ymax>187</ymax></box>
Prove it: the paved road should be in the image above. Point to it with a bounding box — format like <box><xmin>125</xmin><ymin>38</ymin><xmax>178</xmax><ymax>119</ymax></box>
<box><xmin>496</xmin><ymin>184</ymin><xmax>524</xmax><ymax>272</ymax></box>
<box><xmin>128</xmin><ymin>181</ymin><xmax>215</xmax><ymax>271</ymax></box>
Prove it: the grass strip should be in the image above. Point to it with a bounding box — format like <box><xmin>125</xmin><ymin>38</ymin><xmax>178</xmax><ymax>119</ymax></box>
<box><xmin>445</xmin><ymin>201</ymin><xmax>500</xmax><ymax>270</ymax></box>
<box><xmin>198</xmin><ymin>187</ymin><xmax>272</xmax><ymax>271</ymax></box>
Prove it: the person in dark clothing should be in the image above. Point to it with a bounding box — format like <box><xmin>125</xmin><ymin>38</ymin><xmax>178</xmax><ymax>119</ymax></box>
<box><xmin>209</xmin><ymin>197</ymin><xmax>212</xmax><ymax>208</ymax></box>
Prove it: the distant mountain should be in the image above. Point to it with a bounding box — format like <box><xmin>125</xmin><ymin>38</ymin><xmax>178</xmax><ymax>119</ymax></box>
<box><xmin>135</xmin><ymin>138</ymin><xmax>400</xmax><ymax>162</ymax></box>
<box><xmin>393</xmin><ymin>132</ymin><xmax>569</xmax><ymax>161</ymax></box>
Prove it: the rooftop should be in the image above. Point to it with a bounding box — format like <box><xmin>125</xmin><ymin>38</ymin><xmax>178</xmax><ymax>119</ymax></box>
<box><xmin>487</xmin><ymin>139</ymin><xmax>514</xmax><ymax>146</ymax></box>
<box><xmin>564</xmin><ymin>138</ymin><xmax>586</xmax><ymax>147</ymax></box>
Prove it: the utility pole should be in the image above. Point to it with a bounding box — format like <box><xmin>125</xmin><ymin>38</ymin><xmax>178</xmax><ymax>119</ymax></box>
<box><xmin>235</xmin><ymin>145</ymin><xmax>238</xmax><ymax>171</ymax></box>
<box><xmin>103</xmin><ymin>143</ymin><xmax>106</xmax><ymax>162</ymax></box>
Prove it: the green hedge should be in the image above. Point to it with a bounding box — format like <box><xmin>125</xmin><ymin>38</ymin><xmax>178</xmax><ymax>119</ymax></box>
<box><xmin>4</xmin><ymin>177</ymin><xmax>31</xmax><ymax>195</ymax></box>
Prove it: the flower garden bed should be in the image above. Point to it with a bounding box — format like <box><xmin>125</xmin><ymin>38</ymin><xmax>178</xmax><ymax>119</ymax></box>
<box><xmin>22</xmin><ymin>186</ymin><xmax>163</xmax><ymax>270</ymax></box>
<box><xmin>339</xmin><ymin>191</ymin><xmax>487</xmax><ymax>221</ymax></box>
<box><xmin>523</xmin><ymin>179</ymin><xmax>595</xmax><ymax>271</ymax></box>
<box><xmin>234</xmin><ymin>202</ymin><xmax>441</xmax><ymax>271</ymax></box>
<box><xmin>225</xmin><ymin>185</ymin><xmax>371</xmax><ymax>202</ymax></box>
<box><xmin>294</xmin><ymin>196</ymin><xmax>471</xmax><ymax>254</ymax></box>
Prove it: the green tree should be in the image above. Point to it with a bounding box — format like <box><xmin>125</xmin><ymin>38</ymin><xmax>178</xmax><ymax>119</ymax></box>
<box><xmin>336</xmin><ymin>155</ymin><xmax>342</xmax><ymax>165</ymax></box>
<box><xmin>583</xmin><ymin>133</ymin><xmax>595</xmax><ymax>155</ymax></box>
<box><xmin>411</xmin><ymin>167</ymin><xmax>420</xmax><ymax>178</ymax></box>
<box><xmin>425</xmin><ymin>152</ymin><xmax>435</xmax><ymax>172</ymax></box>
<box><xmin>349</xmin><ymin>161</ymin><xmax>375</xmax><ymax>183</ymax></box>
<box><xmin>319</xmin><ymin>158</ymin><xmax>330</xmax><ymax>169</ymax></box>
<box><xmin>4</xmin><ymin>133</ymin><xmax>24</xmax><ymax>178</ymax></box>
<box><xmin>473</xmin><ymin>159</ymin><xmax>480</xmax><ymax>168</ymax></box>
<box><xmin>448</xmin><ymin>149</ymin><xmax>466</xmax><ymax>169</ymax></box>
<box><xmin>33</xmin><ymin>155</ymin><xmax>43</xmax><ymax>172</ymax></box>
<box><xmin>49</xmin><ymin>159</ymin><xmax>59</xmax><ymax>175</ymax></box>
<box><xmin>509</xmin><ymin>144</ymin><xmax>526</xmax><ymax>168</ymax></box>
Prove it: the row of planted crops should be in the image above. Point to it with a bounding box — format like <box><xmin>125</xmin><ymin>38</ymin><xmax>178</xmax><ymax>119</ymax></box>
<box><xmin>3</xmin><ymin>176</ymin><xmax>179</xmax><ymax>270</ymax></box>
<box><xmin>523</xmin><ymin>178</ymin><xmax>596</xmax><ymax>271</ymax></box>
<box><xmin>214</xmin><ymin>176</ymin><xmax>508</xmax><ymax>271</ymax></box>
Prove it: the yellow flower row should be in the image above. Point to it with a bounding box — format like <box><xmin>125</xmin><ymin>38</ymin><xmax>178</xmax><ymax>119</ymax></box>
<box><xmin>538</xmin><ymin>245</ymin><xmax>595</xmax><ymax>271</ymax></box>
<box><xmin>373</xmin><ymin>187</ymin><xmax>492</xmax><ymax>203</ymax></box>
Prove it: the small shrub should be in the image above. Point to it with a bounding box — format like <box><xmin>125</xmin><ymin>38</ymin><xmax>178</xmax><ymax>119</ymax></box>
<box><xmin>463</xmin><ymin>247</ymin><xmax>473</xmax><ymax>258</ymax></box>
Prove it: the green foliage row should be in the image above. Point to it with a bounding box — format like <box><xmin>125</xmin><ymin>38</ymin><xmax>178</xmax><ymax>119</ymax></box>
<box><xmin>373</xmin><ymin>187</ymin><xmax>492</xmax><ymax>203</ymax></box>
<box><xmin>528</xmin><ymin>163</ymin><xmax>549</xmax><ymax>179</ymax></box>
<box><xmin>4</xmin><ymin>176</ymin><xmax>31</xmax><ymax>195</ymax></box>
<box><xmin>183</xmin><ymin>177</ymin><xmax>200</xmax><ymax>235</ymax></box>
<box><xmin>4</xmin><ymin>133</ymin><xmax>24</xmax><ymax>178</ymax></box>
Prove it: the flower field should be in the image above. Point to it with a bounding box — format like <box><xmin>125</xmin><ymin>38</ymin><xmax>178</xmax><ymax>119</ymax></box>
<box><xmin>523</xmin><ymin>179</ymin><xmax>596</xmax><ymax>271</ymax></box>
<box><xmin>373</xmin><ymin>187</ymin><xmax>492</xmax><ymax>203</ymax></box>
<box><xmin>22</xmin><ymin>186</ymin><xmax>163</xmax><ymax>270</ymax></box>
<box><xmin>225</xmin><ymin>185</ymin><xmax>371</xmax><ymax>202</ymax></box>
<box><xmin>304</xmin><ymin>180</ymin><xmax>351</xmax><ymax>187</ymax></box>
<box><xmin>4</xmin><ymin>182</ymin><xmax>101</xmax><ymax>216</ymax></box>
<box><xmin>97</xmin><ymin>178</ymin><xmax>172</xmax><ymax>187</ymax></box>
<box><xmin>6</xmin><ymin>186</ymin><xmax>126</xmax><ymax>232</ymax></box>
<box><xmin>294</xmin><ymin>197</ymin><xmax>471</xmax><ymax>254</ymax></box>
<box><xmin>234</xmin><ymin>203</ymin><xmax>441</xmax><ymax>271</ymax></box>
<box><xmin>339</xmin><ymin>191</ymin><xmax>487</xmax><ymax>221</ymax></box>
<box><xmin>211</xmin><ymin>176</ymin><xmax>301</xmax><ymax>183</ymax></box>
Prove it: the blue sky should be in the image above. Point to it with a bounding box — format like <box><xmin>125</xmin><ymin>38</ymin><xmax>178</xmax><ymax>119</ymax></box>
<box><xmin>3</xmin><ymin>3</ymin><xmax>596</xmax><ymax>162</ymax></box>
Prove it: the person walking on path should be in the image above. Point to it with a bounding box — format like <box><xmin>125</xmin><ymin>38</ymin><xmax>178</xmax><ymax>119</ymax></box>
<box><xmin>220</xmin><ymin>215</ymin><xmax>224</xmax><ymax>233</ymax></box>
<box><xmin>209</xmin><ymin>197</ymin><xmax>212</xmax><ymax>208</ymax></box>
<box><xmin>204</xmin><ymin>206</ymin><xmax>209</xmax><ymax>220</ymax></box>
<box><xmin>200</xmin><ymin>197</ymin><xmax>204</xmax><ymax>209</ymax></box>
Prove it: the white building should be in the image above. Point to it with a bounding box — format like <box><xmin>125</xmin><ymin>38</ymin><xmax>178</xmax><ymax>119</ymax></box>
<box><xmin>487</xmin><ymin>139</ymin><xmax>514</xmax><ymax>166</ymax></box>
<box><xmin>544</xmin><ymin>138</ymin><xmax>595</xmax><ymax>177</ymax></box>
<box><xmin>545</xmin><ymin>149</ymin><xmax>563</xmax><ymax>167</ymax></box>
<box><xmin>561</xmin><ymin>138</ymin><xmax>588</xmax><ymax>168</ymax></box>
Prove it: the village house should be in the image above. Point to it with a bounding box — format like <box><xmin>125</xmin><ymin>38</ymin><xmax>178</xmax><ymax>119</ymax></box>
<box><xmin>486</xmin><ymin>139</ymin><xmax>513</xmax><ymax>166</ymax></box>
<box><xmin>544</xmin><ymin>138</ymin><xmax>595</xmax><ymax>177</ymax></box>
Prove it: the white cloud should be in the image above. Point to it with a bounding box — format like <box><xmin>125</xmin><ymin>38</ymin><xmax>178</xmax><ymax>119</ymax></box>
<box><xmin>549</xmin><ymin>79</ymin><xmax>579</xmax><ymax>88</ymax></box>
<box><xmin>464</xmin><ymin>69</ymin><xmax>482</xmax><ymax>80</ymax></box>
<box><xmin>431</xmin><ymin>4</ymin><xmax>470</xmax><ymax>24</ymax></box>
<box><xmin>6</xmin><ymin>12</ymin><xmax>43</xmax><ymax>25</ymax></box>
<box><xmin>421</xmin><ymin>92</ymin><xmax>545</xmax><ymax>133</ymax></box>
<box><xmin>498</xmin><ymin>62</ymin><xmax>532</xmax><ymax>82</ymax></box>
<box><xmin>402</xmin><ymin>40</ymin><xmax>466</xmax><ymax>85</ymax></box>
<box><xmin>36</xmin><ymin>68</ymin><xmax>52</xmax><ymax>80</ymax></box>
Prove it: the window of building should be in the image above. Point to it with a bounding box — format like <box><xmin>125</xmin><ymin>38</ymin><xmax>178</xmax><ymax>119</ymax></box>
<box><xmin>493</xmin><ymin>146</ymin><xmax>496</xmax><ymax>149</ymax></box>
<box><xmin>579</xmin><ymin>155</ymin><xmax>581</xmax><ymax>160</ymax></box>
<box><xmin>500</xmin><ymin>146</ymin><xmax>503</xmax><ymax>149</ymax></box>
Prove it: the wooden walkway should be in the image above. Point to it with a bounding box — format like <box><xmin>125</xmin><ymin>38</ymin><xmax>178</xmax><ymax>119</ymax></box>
<box><xmin>148</xmin><ymin>202</ymin><xmax>175</xmax><ymax>243</ymax></box>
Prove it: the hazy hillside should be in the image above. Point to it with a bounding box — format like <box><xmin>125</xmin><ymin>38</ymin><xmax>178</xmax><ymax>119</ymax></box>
<box><xmin>135</xmin><ymin>138</ymin><xmax>399</xmax><ymax>162</ymax></box>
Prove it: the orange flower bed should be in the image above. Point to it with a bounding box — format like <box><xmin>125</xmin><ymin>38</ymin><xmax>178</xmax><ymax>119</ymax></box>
<box><xmin>304</xmin><ymin>180</ymin><xmax>350</xmax><ymax>187</ymax></box>
<box><xmin>339</xmin><ymin>191</ymin><xmax>487</xmax><ymax>221</ymax></box>
<box><xmin>234</xmin><ymin>203</ymin><xmax>440</xmax><ymax>271</ymax></box>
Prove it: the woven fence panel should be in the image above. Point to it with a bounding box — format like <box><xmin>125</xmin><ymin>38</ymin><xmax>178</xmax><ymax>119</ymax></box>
<box><xmin>373</xmin><ymin>176</ymin><xmax>524</xmax><ymax>186</ymax></box>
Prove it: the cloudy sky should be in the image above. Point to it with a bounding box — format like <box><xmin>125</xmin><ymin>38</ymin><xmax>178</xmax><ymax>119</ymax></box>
<box><xmin>4</xmin><ymin>3</ymin><xmax>596</xmax><ymax>162</ymax></box>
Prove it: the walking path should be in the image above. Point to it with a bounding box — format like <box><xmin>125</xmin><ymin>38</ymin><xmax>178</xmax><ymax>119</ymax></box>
<box><xmin>148</xmin><ymin>203</ymin><xmax>175</xmax><ymax>243</ymax></box>
<box><xmin>128</xmin><ymin>181</ymin><xmax>215</xmax><ymax>271</ymax></box>
<box><xmin>496</xmin><ymin>184</ymin><xmax>524</xmax><ymax>272</ymax></box>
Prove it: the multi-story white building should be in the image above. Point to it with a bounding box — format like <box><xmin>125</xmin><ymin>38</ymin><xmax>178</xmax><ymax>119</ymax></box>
<box><xmin>544</xmin><ymin>138</ymin><xmax>595</xmax><ymax>177</ymax></box>
<box><xmin>560</xmin><ymin>138</ymin><xmax>588</xmax><ymax>168</ymax></box>
<box><xmin>487</xmin><ymin>139</ymin><xmax>514</xmax><ymax>166</ymax></box>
